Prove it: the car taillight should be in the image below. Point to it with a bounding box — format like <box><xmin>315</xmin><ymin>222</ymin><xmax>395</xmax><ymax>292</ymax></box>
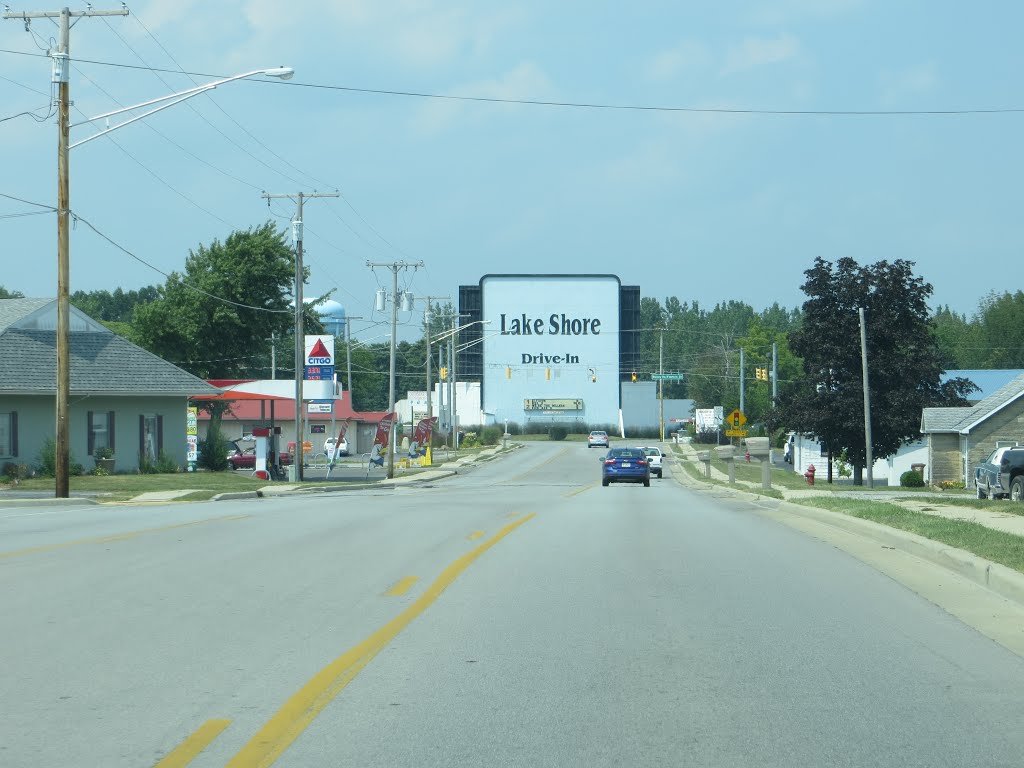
<box><xmin>604</xmin><ymin>459</ymin><xmax>615</xmax><ymax>465</ymax></box>
<box><xmin>637</xmin><ymin>459</ymin><xmax>647</xmax><ymax>466</ymax></box>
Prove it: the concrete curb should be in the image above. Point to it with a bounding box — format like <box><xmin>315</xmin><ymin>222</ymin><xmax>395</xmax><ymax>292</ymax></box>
<box><xmin>0</xmin><ymin>497</ymin><xmax>97</xmax><ymax>508</ymax></box>
<box><xmin>211</xmin><ymin>491</ymin><xmax>262</xmax><ymax>502</ymax></box>
<box><xmin>671</xmin><ymin>462</ymin><xmax>1024</xmax><ymax>608</ymax></box>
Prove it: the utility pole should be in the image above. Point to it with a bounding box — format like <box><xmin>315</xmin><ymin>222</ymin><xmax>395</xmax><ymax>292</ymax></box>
<box><xmin>659</xmin><ymin>329</ymin><xmax>665</xmax><ymax>442</ymax></box>
<box><xmin>859</xmin><ymin>307</ymin><xmax>874</xmax><ymax>487</ymax></box>
<box><xmin>772</xmin><ymin>342</ymin><xmax>778</xmax><ymax>407</ymax></box>
<box><xmin>739</xmin><ymin>347</ymin><xmax>745</xmax><ymax>416</ymax></box>
<box><xmin>4</xmin><ymin>6</ymin><xmax>128</xmax><ymax>498</ymax></box>
<box><xmin>262</xmin><ymin>191</ymin><xmax>338</xmax><ymax>481</ymax></box>
<box><xmin>343</xmin><ymin>315</ymin><xmax>363</xmax><ymax>410</ymax></box>
<box><xmin>421</xmin><ymin>296</ymin><xmax>449</xmax><ymax>420</ymax></box>
<box><xmin>367</xmin><ymin>260</ymin><xmax>423</xmax><ymax>478</ymax></box>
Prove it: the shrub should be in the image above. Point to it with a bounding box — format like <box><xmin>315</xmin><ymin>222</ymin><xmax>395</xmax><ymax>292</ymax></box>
<box><xmin>2</xmin><ymin>461</ymin><xmax>29</xmax><ymax>484</ymax></box>
<box><xmin>198</xmin><ymin>428</ymin><xmax>230</xmax><ymax>472</ymax></box>
<box><xmin>92</xmin><ymin>445</ymin><xmax>114</xmax><ymax>460</ymax></box>
<box><xmin>155</xmin><ymin>450</ymin><xmax>180</xmax><ymax>474</ymax></box>
<box><xmin>461</xmin><ymin>431</ymin><xmax>479</xmax><ymax>448</ymax></box>
<box><xmin>693</xmin><ymin>428</ymin><xmax>722</xmax><ymax>445</ymax></box>
<box><xmin>36</xmin><ymin>438</ymin><xmax>84</xmax><ymax>477</ymax></box>
<box><xmin>900</xmin><ymin>470</ymin><xmax>925</xmax><ymax>488</ymax></box>
<box><xmin>548</xmin><ymin>425</ymin><xmax>568</xmax><ymax>441</ymax></box>
<box><xmin>481</xmin><ymin>425</ymin><xmax>503</xmax><ymax>445</ymax></box>
<box><xmin>504</xmin><ymin>421</ymin><xmax>523</xmax><ymax>435</ymax></box>
<box><xmin>939</xmin><ymin>480</ymin><xmax>965</xmax><ymax>490</ymax></box>
<box><xmin>138</xmin><ymin>452</ymin><xmax>157</xmax><ymax>474</ymax></box>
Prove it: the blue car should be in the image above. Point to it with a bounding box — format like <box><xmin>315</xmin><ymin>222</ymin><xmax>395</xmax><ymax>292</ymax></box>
<box><xmin>601</xmin><ymin>447</ymin><xmax>651</xmax><ymax>487</ymax></box>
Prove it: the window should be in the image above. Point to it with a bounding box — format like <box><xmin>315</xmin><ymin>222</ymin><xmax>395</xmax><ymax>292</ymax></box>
<box><xmin>0</xmin><ymin>412</ymin><xmax>17</xmax><ymax>457</ymax></box>
<box><xmin>87</xmin><ymin>411</ymin><xmax>115</xmax><ymax>455</ymax></box>
<box><xmin>139</xmin><ymin>414</ymin><xmax>162</xmax><ymax>462</ymax></box>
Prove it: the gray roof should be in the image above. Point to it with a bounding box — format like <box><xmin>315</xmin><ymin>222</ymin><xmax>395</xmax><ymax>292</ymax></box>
<box><xmin>921</xmin><ymin>372</ymin><xmax>1024</xmax><ymax>434</ymax></box>
<box><xmin>0</xmin><ymin>299</ymin><xmax>218</xmax><ymax>397</ymax></box>
<box><xmin>0</xmin><ymin>298</ymin><xmax>51</xmax><ymax>332</ymax></box>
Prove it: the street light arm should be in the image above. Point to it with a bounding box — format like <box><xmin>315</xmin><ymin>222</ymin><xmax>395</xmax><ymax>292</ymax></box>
<box><xmin>68</xmin><ymin>67</ymin><xmax>294</xmax><ymax>149</ymax></box>
<box><xmin>431</xmin><ymin>319</ymin><xmax>491</xmax><ymax>344</ymax></box>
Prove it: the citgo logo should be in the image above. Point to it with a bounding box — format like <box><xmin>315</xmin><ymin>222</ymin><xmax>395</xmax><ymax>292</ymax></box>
<box><xmin>307</xmin><ymin>338</ymin><xmax>333</xmax><ymax>365</ymax></box>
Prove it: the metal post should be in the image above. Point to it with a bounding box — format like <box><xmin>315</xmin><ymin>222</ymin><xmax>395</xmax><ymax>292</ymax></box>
<box><xmin>659</xmin><ymin>330</ymin><xmax>664</xmax><ymax>442</ymax></box>
<box><xmin>772</xmin><ymin>341</ymin><xmax>778</xmax><ymax>407</ymax></box>
<box><xmin>425</xmin><ymin>301</ymin><xmax>432</xmax><ymax>419</ymax></box>
<box><xmin>860</xmin><ymin>307</ymin><xmax>874</xmax><ymax>487</ymax></box>
<box><xmin>452</xmin><ymin>316</ymin><xmax>459</xmax><ymax>452</ymax></box>
<box><xmin>739</xmin><ymin>347</ymin><xmax>745</xmax><ymax>417</ymax></box>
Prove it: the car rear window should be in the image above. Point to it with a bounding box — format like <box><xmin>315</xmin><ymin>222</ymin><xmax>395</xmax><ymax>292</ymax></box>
<box><xmin>609</xmin><ymin>448</ymin><xmax>643</xmax><ymax>459</ymax></box>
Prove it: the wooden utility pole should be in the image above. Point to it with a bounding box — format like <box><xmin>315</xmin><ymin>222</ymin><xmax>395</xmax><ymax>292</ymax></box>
<box><xmin>261</xmin><ymin>191</ymin><xmax>338</xmax><ymax>480</ymax></box>
<box><xmin>3</xmin><ymin>6</ymin><xmax>128</xmax><ymax>497</ymax></box>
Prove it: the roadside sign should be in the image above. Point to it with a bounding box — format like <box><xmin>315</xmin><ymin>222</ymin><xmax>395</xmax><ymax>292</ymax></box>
<box><xmin>726</xmin><ymin>409</ymin><xmax>747</xmax><ymax>428</ymax></box>
<box><xmin>307</xmin><ymin>403</ymin><xmax>332</xmax><ymax>413</ymax></box>
<box><xmin>725</xmin><ymin>429</ymin><xmax>748</xmax><ymax>437</ymax></box>
<box><xmin>651</xmin><ymin>373</ymin><xmax>685</xmax><ymax>381</ymax></box>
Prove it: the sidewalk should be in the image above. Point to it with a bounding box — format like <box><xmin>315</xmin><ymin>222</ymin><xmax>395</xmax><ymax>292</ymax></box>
<box><xmin>669</xmin><ymin>440</ymin><xmax>1024</xmax><ymax>539</ymax></box>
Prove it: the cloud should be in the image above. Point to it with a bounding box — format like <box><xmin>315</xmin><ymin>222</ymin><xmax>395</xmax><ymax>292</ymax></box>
<box><xmin>721</xmin><ymin>34</ymin><xmax>800</xmax><ymax>76</ymax></box>
<box><xmin>645</xmin><ymin>40</ymin><xmax>712</xmax><ymax>81</ymax></box>
<box><xmin>878</xmin><ymin>63</ymin><xmax>938</xmax><ymax>103</ymax></box>
<box><xmin>411</xmin><ymin>61</ymin><xmax>554</xmax><ymax>135</ymax></box>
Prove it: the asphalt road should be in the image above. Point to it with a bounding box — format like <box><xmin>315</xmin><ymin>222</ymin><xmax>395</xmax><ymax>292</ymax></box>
<box><xmin>2</xmin><ymin>442</ymin><xmax>1024</xmax><ymax>767</ymax></box>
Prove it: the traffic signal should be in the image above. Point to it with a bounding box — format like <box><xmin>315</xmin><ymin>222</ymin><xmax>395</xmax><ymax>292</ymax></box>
<box><xmin>631</xmin><ymin>371</ymin><xmax>637</xmax><ymax>382</ymax></box>
<box><xmin>439</xmin><ymin>366</ymin><xmax>448</xmax><ymax>380</ymax></box>
<box><xmin>506</xmin><ymin>366</ymin><xmax>511</xmax><ymax>379</ymax></box>
<box><xmin>755</xmin><ymin>367</ymin><xmax>768</xmax><ymax>381</ymax></box>
<box><xmin>545</xmin><ymin>367</ymin><xmax>551</xmax><ymax>381</ymax></box>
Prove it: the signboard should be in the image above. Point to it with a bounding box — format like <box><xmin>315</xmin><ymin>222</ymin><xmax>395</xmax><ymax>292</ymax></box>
<box><xmin>726</xmin><ymin>409</ymin><xmax>747</xmax><ymax>428</ymax></box>
<box><xmin>304</xmin><ymin>365</ymin><xmax>335</xmax><ymax>381</ymax></box>
<box><xmin>369</xmin><ymin>412</ymin><xmax>396</xmax><ymax>467</ymax></box>
<box><xmin>186</xmin><ymin>407</ymin><xmax>198</xmax><ymax>464</ymax></box>
<box><xmin>523</xmin><ymin>398</ymin><xmax>583</xmax><ymax>411</ymax></box>
<box><xmin>725</xmin><ymin>429</ymin><xmax>748</xmax><ymax>437</ymax></box>
<box><xmin>651</xmin><ymin>373</ymin><xmax>684</xmax><ymax>381</ymax></box>
<box><xmin>310</xmin><ymin>424</ymin><xmax>326</xmax><ymax>434</ymax></box>
<box><xmin>307</xmin><ymin>403</ymin><xmax>333</xmax><ymax>413</ymax></box>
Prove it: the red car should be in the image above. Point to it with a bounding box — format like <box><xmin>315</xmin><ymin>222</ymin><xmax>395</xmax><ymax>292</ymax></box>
<box><xmin>226</xmin><ymin>444</ymin><xmax>292</xmax><ymax>470</ymax></box>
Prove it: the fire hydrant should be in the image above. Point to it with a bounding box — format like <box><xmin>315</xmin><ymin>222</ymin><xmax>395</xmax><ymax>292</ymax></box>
<box><xmin>804</xmin><ymin>464</ymin><xmax>816</xmax><ymax>486</ymax></box>
<box><xmin>745</xmin><ymin>450</ymin><xmax>751</xmax><ymax>462</ymax></box>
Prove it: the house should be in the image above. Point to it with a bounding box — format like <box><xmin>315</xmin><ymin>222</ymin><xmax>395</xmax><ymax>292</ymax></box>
<box><xmin>922</xmin><ymin>372</ymin><xmax>1024</xmax><ymax>485</ymax></box>
<box><xmin>194</xmin><ymin>380</ymin><xmax>387</xmax><ymax>456</ymax></box>
<box><xmin>0</xmin><ymin>298</ymin><xmax>219</xmax><ymax>473</ymax></box>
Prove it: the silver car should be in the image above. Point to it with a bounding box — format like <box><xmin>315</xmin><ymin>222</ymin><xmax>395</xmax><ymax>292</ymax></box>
<box><xmin>588</xmin><ymin>431</ymin><xmax>609</xmax><ymax>448</ymax></box>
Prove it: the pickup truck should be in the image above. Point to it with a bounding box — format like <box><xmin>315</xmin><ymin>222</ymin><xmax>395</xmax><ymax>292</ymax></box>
<box><xmin>641</xmin><ymin>447</ymin><xmax>664</xmax><ymax>479</ymax></box>
<box><xmin>974</xmin><ymin>446</ymin><xmax>1024</xmax><ymax>499</ymax></box>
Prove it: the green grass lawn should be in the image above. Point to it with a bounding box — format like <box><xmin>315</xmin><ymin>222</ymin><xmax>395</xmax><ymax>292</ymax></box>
<box><xmin>795</xmin><ymin>496</ymin><xmax>1024</xmax><ymax>573</ymax></box>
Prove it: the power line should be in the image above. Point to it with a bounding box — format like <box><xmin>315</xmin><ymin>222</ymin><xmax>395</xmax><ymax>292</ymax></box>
<box><xmin>3</xmin><ymin>48</ymin><xmax>1024</xmax><ymax>116</ymax></box>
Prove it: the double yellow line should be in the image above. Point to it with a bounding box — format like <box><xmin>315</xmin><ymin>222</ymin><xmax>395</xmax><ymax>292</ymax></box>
<box><xmin>161</xmin><ymin>513</ymin><xmax>536</xmax><ymax>768</ymax></box>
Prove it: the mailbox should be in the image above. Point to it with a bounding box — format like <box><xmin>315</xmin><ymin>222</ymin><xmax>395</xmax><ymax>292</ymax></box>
<box><xmin>714</xmin><ymin>445</ymin><xmax>735</xmax><ymax>460</ymax></box>
<box><xmin>744</xmin><ymin>437</ymin><xmax>770</xmax><ymax>457</ymax></box>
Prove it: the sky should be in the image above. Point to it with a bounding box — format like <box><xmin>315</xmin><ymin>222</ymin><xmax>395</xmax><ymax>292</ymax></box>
<box><xmin>2</xmin><ymin>0</ymin><xmax>1023</xmax><ymax>343</ymax></box>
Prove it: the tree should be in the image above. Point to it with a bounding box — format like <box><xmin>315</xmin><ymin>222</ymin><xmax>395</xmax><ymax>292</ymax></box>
<box><xmin>132</xmin><ymin>222</ymin><xmax>322</xmax><ymax>379</ymax></box>
<box><xmin>71</xmin><ymin>286</ymin><xmax>159</xmax><ymax>323</ymax></box>
<box><xmin>975</xmin><ymin>291</ymin><xmax>1024</xmax><ymax>368</ymax></box>
<box><xmin>775</xmin><ymin>257</ymin><xmax>976</xmax><ymax>484</ymax></box>
<box><xmin>0</xmin><ymin>285</ymin><xmax>24</xmax><ymax>298</ymax></box>
<box><xmin>735</xmin><ymin>320</ymin><xmax>803</xmax><ymax>427</ymax></box>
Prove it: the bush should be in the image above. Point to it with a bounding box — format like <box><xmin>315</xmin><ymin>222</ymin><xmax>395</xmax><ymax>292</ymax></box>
<box><xmin>461</xmin><ymin>431</ymin><xmax>479</xmax><ymax>448</ymax></box>
<box><xmin>198</xmin><ymin>428</ymin><xmax>230</xmax><ymax>472</ymax></box>
<box><xmin>504</xmin><ymin>422</ymin><xmax>523</xmax><ymax>436</ymax></box>
<box><xmin>155</xmin><ymin>450</ymin><xmax>180</xmax><ymax>473</ymax></box>
<box><xmin>548</xmin><ymin>425</ymin><xmax>568</xmax><ymax>441</ymax></box>
<box><xmin>2</xmin><ymin>461</ymin><xmax>29</xmax><ymax>484</ymax></box>
<box><xmin>900</xmin><ymin>470</ymin><xmax>925</xmax><ymax>488</ymax></box>
<box><xmin>939</xmin><ymin>480</ymin><xmax>965</xmax><ymax>490</ymax></box>
<box><xmin>693</xmin><ymin>429</ymin><xmax>722</xmax><ymax>445</ymax></box>
<box><xmin>36</xmin><ymin>438</ymin><xmax>84</xmax><ymax>477</ymax></box>
<box><xmin>481</xmin><ymin>425</ymin><xmax>503</xmax><ymax>446</ymax></box>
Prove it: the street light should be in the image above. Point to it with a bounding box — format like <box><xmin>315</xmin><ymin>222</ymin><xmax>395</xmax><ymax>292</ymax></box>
<box><xmin>433</xmin><ymin>318</ymin><xmax>490</xmax><ymax>451</ymax></box>
<box><xmin>48</xmin><ymin>64</ymin><xmax>294</xmax><ymax>496</ymax></box>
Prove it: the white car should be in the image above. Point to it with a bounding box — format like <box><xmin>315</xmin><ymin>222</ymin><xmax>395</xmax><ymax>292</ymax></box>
<box><xmin>641</xmin><ymin>447</ymin><xmax>664</xmax><ymax>478</ymax></box>
<box><xmin>588</xmin><ymin>431</ymin><xmax>610</xmax><ymax>448</ymax></box>
<box><xmin>324</xmin><ymin>436</ymin><xmax>349</xmax><ymax>459</ymax></box>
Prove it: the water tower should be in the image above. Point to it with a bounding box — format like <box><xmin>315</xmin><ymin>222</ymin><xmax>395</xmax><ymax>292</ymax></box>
<box><xmin>319</xmin><ymin>299</ymin><xmax>346</xmax><ymax>338</ymax></box>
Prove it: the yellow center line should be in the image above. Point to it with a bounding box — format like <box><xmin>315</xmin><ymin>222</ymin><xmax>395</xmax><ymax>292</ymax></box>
<box><xmin>154</xmin><ymin>719</ymin><xmax>231</xmax><ymax>768</ymax></box>
<box><xmin>0</xmin><ymin>515</ymin><xmax>250</xmax><ymax>560</ymax></box>
<box><xmin>225</xmin><ymin>513</ymin><xmax>537</xmax><ymax>768</ymax></box>
<box><xmin>563</xmin><ymin>483</ymin><xmax>597</xmax><ymax>498</ymax></box>
<box><xmin>384</xmin><ymin>575</ymin><xmax>418</xmax><ymax>596</ymax></box>
<box><xmin>466</xmin><ymin>530</ymin><xmax>485</xmax><ymax>540</ymax></box>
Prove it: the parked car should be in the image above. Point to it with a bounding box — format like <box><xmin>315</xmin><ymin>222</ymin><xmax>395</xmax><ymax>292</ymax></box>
<box><xmin>641</xmin><ymin>447</ymin><xmax>664</xmax><ymax>478</ymax></box>
<box><xmin>226</xmin><ymin>442</ymin><xmax>292</xmax><ymax>471</ymax></box>
<box><xmin>324</xmin><ymin>436</ymin><xmax>349</xmax><ymax>459</ymax></box>
<box><xmin>601</xmin><ymin>447</ymin><xmax>650</xmax><ymax>487</ymax></box>
<box><xmin>588</xmin><ymin>430</ymin><xmax>610</xmax><ymax>448</ymax></box>
<box><xmin>974</xmin><ymin>446</ymin><xmax>1024</xmax><ymax>499</ymax></box>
